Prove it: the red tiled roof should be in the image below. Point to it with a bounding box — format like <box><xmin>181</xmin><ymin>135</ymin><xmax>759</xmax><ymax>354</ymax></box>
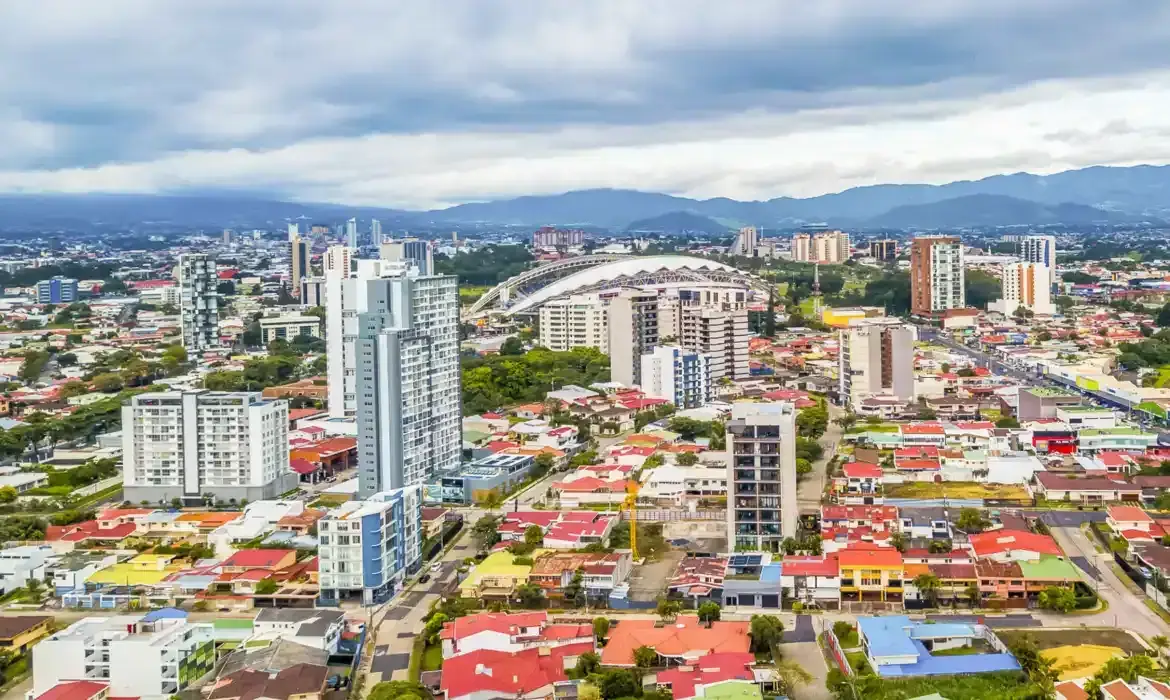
<box><xmin>289</xmin><ymin>458</ymin><xmax>317</xmax><ymax>475</ymax></box>
<box><xmin>656</xmin><ymin>653</ymin><xmax>756</xmax><ymax>700</ymax></box>
<box><xmin>600</xmin><ymin>616</ymin><xmax>749</xmax><ymax>666</ymax></box>
<box><xmin>35</xmin><ymin>681</ymin><xmax>111</xmax><ymax>700</ymax></box>
<box><xmin>1107</xmin><ymin>505</ymin><xmax>1152</xmax><ymax>523</ymax></box>
<box><xmin>841</xmin><ymin>463</ymin><xmax>882</xmax><ymax>479</ymax></box>
<box><xmin>901</xmin><ymin>423</ymin><xmax>945</xmax><ymax>435</ymax></box>
<box><xmin>781</xmin><ymin>555</ymin><xmax>839</xmax><ymax>577</ymax></box>
<box><xmin>820</xmin><ymin>505</ymin><xmax>898</xmax><ymax>523</ymax></box>
<box><xmin>441</xmin><ymin>644</ymin><xmax>591</xmax><ymax>700</ymax></box>
<box><xmin>221</xmin><ymin>549</ymin><xmax>295</xmax><ymax>569</ymax></box>
<box><xmin>968</xmin><ymin>530</ymin><xmax>1062</xmax><ymax>557</ymax></box>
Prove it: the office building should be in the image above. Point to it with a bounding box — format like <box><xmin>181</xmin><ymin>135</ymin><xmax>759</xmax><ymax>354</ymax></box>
<box><xmin>300</xmin><ymin>276</ymin><xmax>326</xmax><ymax>307</ymax></box>
<box><xmin>869</xmin><ymin>239</ymin><xmax>897</xmax><ymax>262</ymax></box>
<box><xmin>222</xmin><ymin>229</ymin><xmax>233</xmax><ymax>245</ymax></box>
<box><xmin>355</xmin><ymin>271</ymin><xmax>461</xmax><ymax>496</ymax></box>
<box><xmin>640</xmin><ymin>346</ymin><xmax>713</xmax><ymax>409</ymax></box>
<box><xmin>730</xmin><ymin>226</ymin><xmax>758</xmax><ymax>257</ymax></box>
<box><xmin>727</xmin><ymin>403</ymin><xmax>798</xmax><ymax>551</ymax></box>
<box><xmin>36</xmin><ymin>276</ymin><xmax>78</xmax><ymax>304</ymax></box>
<box><xmin>1017</xmin><ymin>235</ymin><xmax>1057</xmax><ymax>288</ymax></box>
<box><xmin>792</xmin><ymin>230</ymin><xmax>850</xmax><ymax>263</ymax></box>
<box><xmin>122</xmin><ymin>390</ymin><xmax>293</xmax><ymax>504</ymax></box>
<box><xmin>678</xmin><ymin>306</ymin><xmax>750</xmax><ymax>382</ymax></box>
<box><xmin>317</xmin><ymin>487</ymin><xmax>423</xmax><ymax>605</ymax></box>
<box><xmin>990</xmin><ymin>262</ymin><xmax>1055</xmax><ymax>316</ymax></box>
<box><xmin>909</xmin><ymin>236</ymin><xmax>965</xmax><ymax>317</ymax></box>
<box><xmin>380</xmin><ymin>238</ymin><xmax>434</xmax><ymax>275</ymax></box>
<box><xmin>324</xmin><ymin>245</ymin><xmax>353</xmax><ymax>276</ymax></box>
<box><xmin>178</xmin><ymin>253</ymin><xmax>219</xmax><ymax>352</ymax></box>
<box><xmin>287</xmin><ymin>222</ymin><xmax>300</xmax><ymax>241</ymax></box>
<box><xmin>346</xmin><ymin>218</ymin><xmax>358</xmax><ymax>248</ymax></box>
<box><xmin>532</xmin><ymin>227</ymin><xmax>585</xmax><ymax>248</ymax></box>
<box><xmin>260</xmin><ymin>313</ymin><xmax>323</xmax><ymax>344</ymax></box>
<box><xmin>839</xmin><ymin>319</ymin><xmax>916</xmax><ymax>409</ymax></box>
<box><xmin>290</xmin><ymin>235</ymin><xmax>310</xmax><ymax>299</ymax></box>
<box><xmin>538</xmin><ymin>295</ymin><xmax>609</xmax><ymax>352</ymax></box>
<box><xmin>371</xmin><ymin>218</ymin><xmax>383</xmax><ymax>246</ymax></box>
<box><xmin>33</xmin><ymin>614</ymin><xmax>215</xmax><ymax>699</ymax></box>
<box><xmin>608</xmin><ymin>289</ymin><xmax>661</xmax><ymax>387</ymax></box>
<box><xmin>139</xmin><ymin>283</ymin><xmax>181</xmax><ymax>307</ymax></box>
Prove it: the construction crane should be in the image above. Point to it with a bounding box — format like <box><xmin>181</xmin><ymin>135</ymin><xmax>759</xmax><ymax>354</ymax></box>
<box><xmin>621</xmin><ymin>480</ymin><xmax>640</xmax><ymax>560</ymax></box>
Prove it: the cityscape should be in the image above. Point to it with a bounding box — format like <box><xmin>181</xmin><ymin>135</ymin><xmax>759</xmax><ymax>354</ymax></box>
<box><xmin>7</xmin><ymin>5</ymin><xmax>1170</xmax><ymax>700</ymax></box>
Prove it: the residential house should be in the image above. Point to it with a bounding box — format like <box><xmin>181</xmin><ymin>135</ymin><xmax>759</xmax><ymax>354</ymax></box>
<box><xmin>833</xmin><ymin>463</ymin><xmax>884</xmax><ymax>505</ymax></box>
<box><xmin>0</xmin><ymin>615</ymin><xmax>51</xmax><ymax>653</ymax></box>
<box><xmin>252</xmin><ymin>609</ymin><xmax>345</xmax><ymax>654</ymax></box>
<box><xmin>528</xmin><ymin>552</ymin><xmax>631</xmax><ymax>600</ymax></box>
<box><xmin>600</xmin><ymin>616</ymin><xmax>750</xmax><ymax>667</ymax></box>
<box><xmin>780</xmin><ymin>555</ymin><xmax>841</xmax><ymax>610</ymax></box>
<box><xmin>440</xmin><ymin>644</ymin><xmax>594</xmax><ymax>700</ymax></box>
<box><xmin>1032</xmin><ymin>472</ymin><xmax>1141</xmax><ymax>504</ymax></box>
<box><xmin>838</xmin><ymin>547</ymin><xmax>904</xmax><ymax>603</ymax></box>
<box><xmin>968</xmin><ymin>530</ymin><xmax>1062</xmax><ymax>563</ymax></box>
<box><xmin>206</xmin><ymin>663</ymin><xmax>329</xmax><ymax>700</ymax></box>
<box><xmin>652</xmin><ymin>653</ymin><xmax>758</xmax><ymax>700</ymax></box>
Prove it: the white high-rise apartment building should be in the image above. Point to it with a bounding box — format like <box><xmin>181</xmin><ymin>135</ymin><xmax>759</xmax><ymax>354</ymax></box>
<box><xmin>608</xmin><ymin>289</ymin><xmax>662</xmax><ymax>387</ymax></box>
<box><xmin>678</xmin><ymin>306</ymin><xmax>750</xmax><ymax>382</ymax></box>
<box><xmin>538</xmin><ymin>295</ymin><xmax>609</xmax><ymax>352</ymax></box>
<box><xmin>730</xmin><ymin>226</ymin><xmax>759</xmax><ymax>257</ymax></box>
<box><xmin>640</xmin><ymin>346</ymin><xmax>713</xmax><ymax>409</ymax></box>
<box><xmin>792</xmin><ymin>231</ymin><xmax>849</xmax><ymax>263</ymax></box>
<box><xmin>324</xmin><ymin>245</ymin><xmax>353</xmax><ymax>276</ymax></box>
<box><xmin>910</xmin><ymin>236</ymin><xmax>965</xmax><ymax>316</ymax></box>
<box><xmin>178</xmin><ymin>253</ymin><xmax>218</xmax><ymax>352</ymax></box>
<box><xmin>839</xmin><ymin>318</ymin><xmax>917</xmax><ymax>410</ymax></box>
<box><xmin>346</xmin><ymin>218</ymin><xmax>358</xmax><ymax>248</ymax></box>
<box><xmin>1017</xmin><ymin>235</ymin><xmax>1057</xmax><ymax>288</ymax></box>
<box><xmin>122</xmin><ymin>391</ymin><xmax>292</xmax><ymax>504</ymax></box>
<box><xmin>990</xmin><ymin>262</ymin><xmax>1055</xmax><ymax>316</ymax></box>
<box><xmin>34</xmin><ymin>615</ymin><xmax>215</xmax><ymax>699</ymax></box>
<box><xmin>727</xmin><ymin>403</ymin><xmax>798</xmax><ymax>551</ymax></box>
<box><xmin>380</xmin><ymin>238</ymin><xmax>435</xmax><ymax>275</ymax></box>
<box><xmin>354</xmin><ymin>271</ymin><xmax>461</xmax><ymax>496</ymax></box>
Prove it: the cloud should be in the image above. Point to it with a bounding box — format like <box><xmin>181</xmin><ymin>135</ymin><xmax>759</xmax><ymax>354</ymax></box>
<box><xmin>2</xmin><ymin>1</ymin><xmax>1170</xmax><ymax>207</ymax></box>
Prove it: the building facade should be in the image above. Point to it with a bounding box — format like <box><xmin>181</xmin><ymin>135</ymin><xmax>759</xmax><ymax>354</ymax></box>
<box><xmin>324</xmin><ymin>245</ymin><xmax>353</xmax><ymax>276</ymax></box>
<box><xmin>346</xmin><ymin>218</ymin><xmax>358</xmax><ymax>248</ymax></box>
<box><xmin>353</xmin><ymin>271</ymin><xmax>461</xmax><ymax>496</ymax></box>
<box><xmin>290</xmin><ymin>235</ymin><xmax>310</xmax><ymax>299</ymax></box>
<box><xmin>1016</xmin><ymin>235</ymin><xmax>1057</xmax><ymax>288</ymax></box>
<box><xmin>839</xmin><ymin>319</ymin><xmax>916</xmax><ymax>409</ymax></box>
<box><xmin>869</xmin><ymin>239</ymin><xmax>897</xmax><ymax>262</ymax></box>
<box><xmin>726</xmin><ymin>403</ymin><xmax>799</xmax><ymax>551</ymax></box>
<box><xmin>678</xmin><ymin>306</ymin><xmax>750</xmax><ymax>382</ymax></box>
<box><xmin>371</xmin><ymin>219</ymin><xmax>383</xmax><ymax>246</ymax></box>
<box><xmin>538</xmin><ymin>295</ymin><xmax>609</xmax><ymax>352</ymax></box>
<box><xmin>608</xmin><ymin>289</ymin><xmax>662</xmax><ymax>387</ymax></box>
<box><xmin>909</xmin><ymin>236</ymin><xmax>965</xmax><ymax>317</ymax></box>
<box><xmin>260</xmin><ymin>313</ymin><xmax>323</xmax><ymax>344</ymax></box>
<box><xmin>317</xmin><ymin>487</ymin><xmax>423</xmax><ymax>605</ymax></box>
<box><xmin>532</xmin><ymin>227</ymin><xmax>585</xmax><ymax>248</ymax></box>
<box><xmin>122</xmin><ymin>391</ymin><xmax>293</xmax><ymax>503</ymax></box>
<box><xmin>178</xmin><ymin>253</ymin><xmax>219</xmax><ymax>352</ymax></box>
<box><xmin>639</xmin><ymin>346</ymin><xmax>713</xmax><ymax>409</ymax></box>
<box><xmin>730</xmin><ymin>226</ymin><xmax>758</xmax><ymax>257</ymax></box>
<box><xmin>792</xmin><ymin>231</ymin><xmax>850</xmax><ymax>263</ymax></box>
<box><xmin>379</xmin><ymin>238</ymin><xmax>435</xmax><ymax>275</ymax></box>
<box><xmin>300</xmin><ymin>276</ymin><xmax>326</xmax><ymax>307</ymax></box>
<box><xmin>37</xmin><ymin>276</ymin><xmax>78</xmax><ymax>304</ymax></box>
<box><xmin>990</xmin><ymin>262</ymin><xmax>1055</xmax><ymax>316</ymax></box>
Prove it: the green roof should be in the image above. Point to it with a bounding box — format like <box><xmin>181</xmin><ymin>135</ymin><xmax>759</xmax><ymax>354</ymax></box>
<box><xmin>696</xmin><ymin>681</ymin><xmax>763</xmax><ymax>700</ymax></box>
<box><xmin>463</xmin><ymin>429</ymin><xmax>491</xmax><ymax>444</ymax></box>
<box><xmin>1018</xmin><ymin>556</ymin><xmax>1079</xmax><ymax>581</ymax></box>
<box><xmin>1060</xmin><ymin>406</ymin><xmax>1112</xmax><ymax>413</ymax></box>
<box><xmin>1026</xmin><ymin>387</ymin><xmax>1078</xmax><ymax>397</ymax></box>
<box><xmin>214</xmin><ymin>618</ymin><xmax>254</xmax><ymax>629</ymax></box>
<box><xmin>1080</xmin><ymin>428</ymin><xmax>1151</xmax><ymax>436</ymax></box>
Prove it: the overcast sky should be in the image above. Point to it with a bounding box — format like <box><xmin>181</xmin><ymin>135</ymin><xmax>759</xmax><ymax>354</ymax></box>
<box><xmin>3</xmin><ymin>1</ymin><xmax>1170</xmax><ymax>209</ymax></box>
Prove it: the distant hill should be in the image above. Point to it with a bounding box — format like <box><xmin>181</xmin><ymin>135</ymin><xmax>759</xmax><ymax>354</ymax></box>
<box><xmin>861</xmin><ymin>194</ymin><xmax>1131</xmax><ymax>228</ymax></box>
<box><xmin>625</xmin><ymin>211</ymin><xmax>730</xmax><ymax>234</ymax></box>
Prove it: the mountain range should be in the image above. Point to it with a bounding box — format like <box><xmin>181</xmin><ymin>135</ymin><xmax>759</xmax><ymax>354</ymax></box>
<box><xmin>6</xmin><ymin>163</ymin><xmax>1170</xmax><ymax>231</ymax></box>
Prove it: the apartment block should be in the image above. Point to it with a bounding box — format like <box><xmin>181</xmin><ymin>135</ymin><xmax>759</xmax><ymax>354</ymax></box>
<box><xmin>37</xmin><ymin>276</ymin><xmax>78</xmax><ymax>304</ymax></box>
<box><xmin>1016</xmin><ymin>235</ymin><xmax>1057</xmax><ymax>288</ymax></box>
<box><xmin>379</xmin><ymin>238</ymin><xmax>435</xmax><ymax>275</ymax></box>
<box><xmin>353</xmin><ymin>270</ymin><xmax>461</xmax><ymax>496</ymax></box>
<box><xmin>678</xmin><ymin>306</ymin><xmax>750</xmax><ymax>382</ymax></box>
<box><xmin>33</xmin><ymin>614</ymin><xmax>215</xmax><ymax>699</ymax></box>
<box><xmin>178</xmin><ymin>253</ymin><xmax>219</xmax><ymax>352</ymax></box>
<box><xmin>909</xmin><ymin>236</ymin><xmax>965</xmax><ymax>317</ymax></box>
<box><xmin>990</xmin><ymin>262</ymin><xmax>1054</xmax><ymax>316</ymax></box>
<box><xmin>299</xmin><ymin>276</ymin><xmax>326</xmax><ymax>307</ymax></box>
<box><xmin>532</xmin><ymin>227</ymin><xmax>585</xmax><ymax>248</ymax></box>
<box><xmin>727</xmin><ymin>403</ymin><xmax>798</xmax><ymax>551</ymax></box>
<box><xmin>730</xmin><ymin>226</ymin><xmax>758</xmax><ymax>257</ymax></box>
<box><xmin>538</xmin><ymin>295</ymin><xmax>609</xmax><ymax>352</ymax></box>
<box><xmin>289</xmin><ymin>235</ymin><xmax>310</xmax><ymax>299</ymax></box>
<box><xmin>122</xmin><ymin>390</ymin><xmax>293</xmax><ymax>504</ymax></box>
<box><xmin>608</xmin><ymin>289</ymin><xmax>661</xmax><ymax>387</ymax></box>
<box><xmin>259</xmin><ymin>313</ymin><xmax>323</xmax><ymax>344</ymax></box>
<box><xmin>317</xmin><ymin>487</ymin><xmax>423</xmax><ymax>605</ymax></box>
<box><xmin>323</xmin><ymin>245</ymin><xmax>353</xmax><ymax>276</ymax></box>
<box><xmin>839</xmin><ymin>319</ymin><xmax>916</xmax><ymax>409</ymax></box>
<box><xmin>792</xmin><ymin>231</ymin><xmax>850</xmax><ymax>263</ymax></box>
<box><xmin>639</xmin><ymin>346</ymin><xmax>713</xmax><ymax>409</ymax></box>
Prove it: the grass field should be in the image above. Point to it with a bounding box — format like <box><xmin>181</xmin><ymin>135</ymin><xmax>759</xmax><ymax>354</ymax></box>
<box><xmin>1155</xmin><ymin>366</ymin><xmax>1170</xmax><ymax>388</ymax></box>
<box><xmin>422</xmin><ymin>643</ymin><xmax>443</xmax><ymax>671</ymax></box>
<box><xmin>459</xmin><ymin>285</ymin><xmax>492</xmax><ymax>304</ymax></box>
<box><xmin>846</xmin><ymin>424</ymin><xmax>899</xmax><ymax>434</ymax></box>
<box><xmin>883</xmin><ymin>482</ymin><xmax>1031</xmax><ymax>500</ymax></box>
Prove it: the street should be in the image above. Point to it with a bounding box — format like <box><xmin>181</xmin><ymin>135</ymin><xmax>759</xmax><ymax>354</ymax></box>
<box><xmin>799</xmin><ymin>403</ymin><xmax>844</xmax><ymax>514</ymax></box>
<box><xmin>918</xmin><ymin>327</ymin><xmax>1037</xmax><ymax>384</ymax></box>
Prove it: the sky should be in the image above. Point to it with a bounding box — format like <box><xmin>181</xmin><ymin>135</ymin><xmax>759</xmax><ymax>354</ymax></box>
<box><xmin>3</xmin><ymin>1</ymin><xmax>1170</xmax><ymax>209</ymax></box>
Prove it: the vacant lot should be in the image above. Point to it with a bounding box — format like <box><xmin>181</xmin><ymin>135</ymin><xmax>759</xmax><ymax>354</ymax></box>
<box><xmin>628</xmin><ymin>550</ymin><xmax>684</xmax><ymax>602</ymax></box>
<box><xmin>997</xmin><ymin>629</ymin><xmax>1146</xmax><ymax>655</ymax></box>
<box><xmin>884</xmin><ymin>482</ymin><xmax>1030</xmax><ymax>500</ymax></box>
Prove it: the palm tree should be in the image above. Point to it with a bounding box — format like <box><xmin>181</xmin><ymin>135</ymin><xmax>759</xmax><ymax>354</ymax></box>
<box><xmin>775</xmin><ymin>660</ymin><xmax>813</xmax><ymax>698</ymax></box>
<box><xmin>913</xmin><ymin>573</ymin><xmax>942</xmax><ymax>607</ymax></box>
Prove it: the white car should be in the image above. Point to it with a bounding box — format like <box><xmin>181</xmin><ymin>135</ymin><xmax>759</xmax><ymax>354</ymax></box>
<box><xmin>430</xmin><ymin>561</ymin><xmax>442</xmax><ymax>573</ymax></box>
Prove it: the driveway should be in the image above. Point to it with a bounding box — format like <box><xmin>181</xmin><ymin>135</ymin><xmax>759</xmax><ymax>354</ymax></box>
<box><xmin>798</xmin><ymin>404</ymin><xmax>843</xmax><ymax>514</ymax></box>
<box><xmin>783</xmin><ymin>614</ymin><xmax>816</xmax><ymax>643</ymax></box>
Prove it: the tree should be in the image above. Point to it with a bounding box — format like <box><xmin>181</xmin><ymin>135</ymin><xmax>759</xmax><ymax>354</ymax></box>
<box><xmin>956</xmin><ymin>507</ymin><xmax>989</xmax><ymax>533</ymax></box>
<box><xmin>471</xmin><ymin>515</ymin><xmax>501</xmax><ymax>552</ymax></box>
<box><xmin>889</xmin><ymin>531</ymin><xmax>906</xmax><ymax>553</ymax></box>
<box><xmin>966</xmin><ymin>581</ymin><xmax>982</xmax><ymax>605</ymax></box>
<box><xmin>656</xmin><ymin>597</ymin><xmax>682</xmax><ymax>621</ymax></box>
<box><xmin>1063</xmin><ymin>271</ymin><xmax>1099</xmax><ymax>285</ymax></box>
<box><xmin>593</xmin><ymin>617</ymin><xmax>610</xmax><ymax>641</ymax></box>
<box><xmin>634</xmin><ymin>644</ymin><xmax>658</xmax><ymax>668</ymax></box>
<box><xmin>1085</xmin><ymin>655</ymin><xmax>1155</xmax><ymax>700</ymax></box>
<box><xmin>58</xmin><ymin>380</ymin><xmax>90</xmax><ymax>399</ymax></box>
<box><xmin>1149</xmin><ymin>635</ymin><xmax>1168</xmax><ymax>660</ymax></box>
<box><xmin>597</xmin><ymin>670</ymin><xmax>638</xmax><ymax>699</ymax></box>
<box><xmin>965</xmin><ymin>270</ymin><xmax>1001</xmax><ymax>309</ymax></box>
<box><xmin>697</xmin><ymin>601</ymin><xmax>721</xmax><ymax>623</ymax></box>
<box><xmin>1038</xmin><ymin>585</ymin><xmax>1077</xmax><ymax>613</ymax></box>
<box><xmin>533</xmin><ymin>452</ymin><xmax>556</xmax><ymax>476</ymax></box>
<box><xmin>367</xmin><ymin>681</ymin><xmax>433</xmax><ymax>700</ymax></box>
<box><xmin>254</xmin><ymin>578</ymin><xmax>278</xmax><ymax>595</ymax></box>
<box><xmin>574</xmin><ymin>651</ymin><xmax>602</xmax><ymax>677</ymax></box>
<box><xmin>515</xmin><ymin>583</ymin><xmax>545</xmax><ymax>608</ymax></box>
<box><xmin>24</xmin><ymin>578</ymin><xmax>43</xmax><ymax>601</ymax></box>
<box><xmin>676</xmin><ymin>451</ymin><xmax>699</xmax><ymax>466</ymax></box>
<box><xmin>0</xmin><ymin>486</ymin><xmax>16</xmax><ymax>504</ymax></box>
<box><xmin>764</xmin><ymin>287</ymin><xmax>777</xmax><ymax>338</ymax></box>
<box><xmin>748</xmin><ymin>614</ymin><xmax>784</xmax><ymax>653</ymax></box>
<box><xmin>775</xmin><ymin>660</ymin><xmax>813</xmax><ymax>697</ymax></box>
<box><xmin>833</xmin><ymin>412</ymin><xmax>858</xmax><ymax>432</ymax></box>
<box><xmin>18</xmin><ymin>350</ymin><xmax>50</xmax><ymax>384</ymax></box>
<box><xmin>524</xmin><ymin>524</ymin><xmax>544</xmax><ymax>547</ymax></box>
<box><xmin>995</xmin><ymin>416</ymin><xmax>1021</xmax><ymax>429</ymax></box>
<box><xmin>913</xmin><ymin>573</ymin><xmax>942</xmax><ymax>606</ymax></box>
<box><xmin>564</xmin><ymin>569</ymin><xmax>586</xmax><ymax>608</ymax></box>
<box><xmin>423</xmin><ymin>613</ymin><xmax>449</xmax><ymax>644</ymax></box>
<box><xmin>929</xmin><ymin>538</ymin><xmax>953</xmax><ymax>554</ymax></box>
<box><xmin>91</xmin><ymin>372</ymin><xmax>125</xmax><ymax>393</ymax></box>
<box><xmin>500</xmin><ymin>337</ymin><xmax>525</xmax><ymax>356</ymax></box>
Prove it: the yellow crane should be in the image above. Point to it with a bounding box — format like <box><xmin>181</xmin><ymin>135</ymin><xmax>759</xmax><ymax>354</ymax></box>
<box><xmin>621</xmin><ymin>480</ymin><xmax>640</xmax><ymax>560</ymax></box>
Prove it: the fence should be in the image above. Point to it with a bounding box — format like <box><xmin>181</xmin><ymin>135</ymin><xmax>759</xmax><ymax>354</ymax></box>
<box><xmin>620</xmin><ymin>509</ymin><xmax>723</xmax><ymax>522</ymax></box>
<box><xmin>824</xmin><ymin>626</ymin><xmax>851</xmax><ymax>676</ymax></box>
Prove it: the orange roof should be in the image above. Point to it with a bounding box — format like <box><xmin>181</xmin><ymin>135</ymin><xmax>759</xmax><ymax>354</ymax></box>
<box><xmin>600</xmin><ymin>615</ymin><xmax>749</xmax><ymax>666</ymax></box>
<box><xmin>903</xmin><ymin>563</ymin><xmax>931</xmax><ymax>578</ymax></box>
<box><xmin>838</xmin><ymin>548</ymin><xmax>903</xmax><ymax>568</ymax></box>
<box><xmin>1107</xmin><ymin>505</ymin><xmax>1152</xmax><ymax>523</ymax></box>
<box><xmin>175</xmin><ymin>511</ymin><xmax>240</xmax><ymax>526</ymax></box>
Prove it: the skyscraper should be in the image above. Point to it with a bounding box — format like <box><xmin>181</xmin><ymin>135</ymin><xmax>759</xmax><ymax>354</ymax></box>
<box><xmin>990</xmin><ymin>262</ymin><xmax>1055</xmax><ymax>316</ymax></box>
<box><xmin>354</xmin><ymin>271</ymin><xmax>461</xmax><ymax>497</ymax></box>
<box><xmin>222</xmin><ymin>229</ymin><xmax>233</xmax><ymax>245</ymax></box>
<box><xmin>346</xmin><ymin>218</ymin><xmax>358</xmax><ymax>248</ymax></box>
<box><xmin>1017</xmin><ymin>235</ymin><xmax>1057</xmax><ymax>288</ymax></box>
<box><xmin>869</xmin><ymin>239</ymin><xmax>897</xmax><ymax>262</ymax></box>
<box><xmin>371</xmin><ymin>219</ymin><xmax>383</xmax><ymax>246</ymax></box>
<box><xmin>324</xmin><ymin>245</ymin><xmax>353</xmax><ymax>276</ymax></box>
<box><xmin>178</xmin><ymin>253</ymin><xmax>219</xmax><ymax>352</ymax></box>
<box><xmin>607</xmin><ymin>289</ymin><xmax>661</xmax><ymax>387</ymax></box>
<box><xmin>288</xmin><ymin>222</ymin><xmax>299</xmax><ymax>241</ymax></box>
<box><xmin>726</xmin><ymin>402</ymin><xmax>798</xmax><ymax>552</ymax></box>
<box><xmin>290</xmin><ymin>235</ymin><xmax>310</xmax><ymax>299</ymax></box>
<box><xmin>379</xmin><ymin>238</ymin><xmax>434</xmax><ymax>275</ymax></box>
<box><xmin>839</xmin><ymin>318</ymin><xmax>917</xmax><ymax>410</ymax></box>
<box><xmin>730</xmin><ymin>226</ymin><xmax>758</xmax><ymax>257</ymax></box>
<box><xmin>910</xmin><ymin>236</ymin><xmax>965</xmax><ymax>317</ymax></box>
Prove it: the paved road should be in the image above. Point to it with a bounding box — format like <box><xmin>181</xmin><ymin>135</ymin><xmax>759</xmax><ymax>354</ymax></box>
<box><xmin>1048</xmin><ymin>524</ymin><xmax>1170</xmax><ymax>639</ymax></box>
<box><xmin>798</xmin><ymin>404</ymin><xmax>843</xmax><ymax>514</ymax></box>
<box><xmin>918</xmin><ymin>328</ymin><xmax>1038</xmax><ymax>384</ymax></box>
